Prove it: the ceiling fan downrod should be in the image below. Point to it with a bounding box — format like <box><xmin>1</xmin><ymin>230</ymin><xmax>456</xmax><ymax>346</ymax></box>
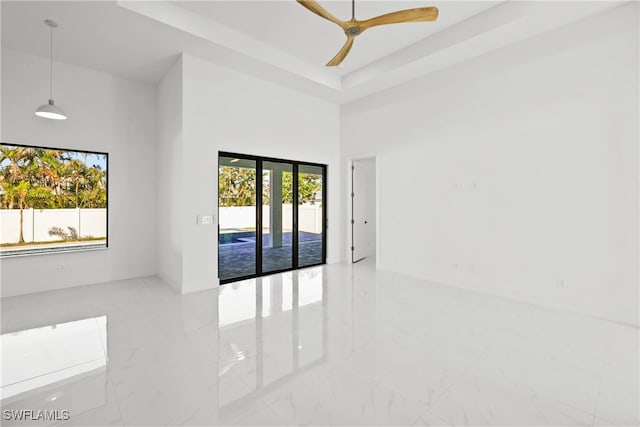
<box><xmin>347</xmin><ymin>0</ymin><xmax>360</xmax><ymax>35</ymax></box>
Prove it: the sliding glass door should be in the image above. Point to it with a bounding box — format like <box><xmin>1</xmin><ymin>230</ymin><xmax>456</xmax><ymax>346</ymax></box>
<box><xmin>298</xmin><ymin>165</ymin><xmax>324</xmax><ymax>267</ymax></box>
<box><xmin>218</xmin><ymin>153</ymin><xmax>326</xmax><ymax>284</ymax></box>
<box><xmin>262</xmin><ymin>161</ymin><xmax>293</xmax><ymax>273</ymax></box>
<box><xmin>218</xmin><ymin>156</ymin><xmax>257</xmax><ymax>281</ymax></box>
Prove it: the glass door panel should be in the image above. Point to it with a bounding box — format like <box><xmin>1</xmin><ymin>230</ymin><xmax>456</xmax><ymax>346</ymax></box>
<box><xmin>262</xmin><ymin>161</ymin><xmax>293</xmax><ymax>273</ymax></box>
<box><xmin>219</xmin><ymin>153</ymin><xmax>326</xmax><ymax>283</ymax></box>
<box><xmin>218</xmin><ymin>156</ymin><xmax>257</xmax><ymax>281</ymax></box>
<box><xmin>297</xmin><ymin>165</ymin><xmax>324</xmax><ymax>267</ymax></box>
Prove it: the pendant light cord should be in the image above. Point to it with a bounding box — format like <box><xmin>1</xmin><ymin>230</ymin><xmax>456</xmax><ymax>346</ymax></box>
<box><xmin>49</xmin><ymin>24</ymin><xmax>54</xmax><ymax>100</ymax></box>
<box><xmin>351</xmin><ymin>0</ymin><xmax>355</xmax><ymax>20</ymax></box>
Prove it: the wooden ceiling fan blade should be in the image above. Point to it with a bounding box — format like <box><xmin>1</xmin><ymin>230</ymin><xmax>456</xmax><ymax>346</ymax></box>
<box><xmin>296</xmin><ymin>0</ymin><xmax>345</xmax><ymax>28</ymax></box>
<box><xmin>359</xmin><ymin>7</ymin><xmax>438</xmax><ymax>32</ymax></box>
<box><xmin>326</xmin><ymin>36</ymin><xmax>355</xmax><ymax>67</ymax></box>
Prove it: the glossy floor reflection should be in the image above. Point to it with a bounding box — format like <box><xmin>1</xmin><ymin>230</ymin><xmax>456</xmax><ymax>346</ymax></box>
<box><xmin>1</xmin><ymin>260</ymin><xmax>638</xmax><ymax>426</ymax></box>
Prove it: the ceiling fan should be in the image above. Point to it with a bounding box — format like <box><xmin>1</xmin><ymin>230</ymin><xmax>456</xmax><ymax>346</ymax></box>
<box><xmin>296</xmin><ymin>0</ymin><xmax>439</xmax><ymax>67</ymax></box>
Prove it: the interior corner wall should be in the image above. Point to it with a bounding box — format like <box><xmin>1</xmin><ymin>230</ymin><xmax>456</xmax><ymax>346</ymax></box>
<box><xmin>0</xmin><ymin>48</ymin><xmax>158</xmax><ymax>297</ymax></box>
<box><xmin>157</xmin><ymin>56</ymin><xmax>183</xmax><ymax>292</ymax></box>
<box><xmin>341</xmin><ymin>3</ymin><xmax>639</xmax><ymax>326</ymax></box>
<box><xmin>180</xmin><ymin>54</ymin><xmax>341</xmax><ymax>293</ymax></box>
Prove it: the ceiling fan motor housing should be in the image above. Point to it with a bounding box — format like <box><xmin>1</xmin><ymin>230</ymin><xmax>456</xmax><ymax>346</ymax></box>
<box><xmin>346</xmin><ymin>26</ymin><xmax>360</xmax><ymax>36</ymax></box>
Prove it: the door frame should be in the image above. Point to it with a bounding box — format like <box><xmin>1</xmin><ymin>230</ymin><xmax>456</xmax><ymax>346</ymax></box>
<box><xmin>218</xmin><ymin>151</ymin><xmax>327</xmax><ymax>284</ymax></box>
<box><xmin>348</xmin><ymin>156</ymin><xmax>379</xmax><ymax>266</ymax></box>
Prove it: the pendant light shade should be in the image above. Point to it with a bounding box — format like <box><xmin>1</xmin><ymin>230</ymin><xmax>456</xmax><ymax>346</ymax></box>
<box><xmin>35</xmin><ymin>20</ymin><xmax>66</xmax><ymax>120</ymax></box>
<box><xmin>35</xmin><ymin>99</ymin><xmax>67</xmax><ymax>120</ymax></box>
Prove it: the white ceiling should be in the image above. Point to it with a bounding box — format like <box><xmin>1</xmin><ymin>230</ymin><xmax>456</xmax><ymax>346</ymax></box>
<box><xmin>1</xmin><ymin>0</ymin><xmax>626</xmax><ymax>103</ymax></box>
<box><xmin>174</xmin><ymin>1</ymin><xmax>501</xmax><ymax>74</ymax></box>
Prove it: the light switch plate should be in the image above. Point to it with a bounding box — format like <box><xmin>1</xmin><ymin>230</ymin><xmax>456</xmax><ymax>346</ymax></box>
<box><xmin>198</xmin><ymin>215</ymin><xmax>214</xmax><ymax>225</ymax></box>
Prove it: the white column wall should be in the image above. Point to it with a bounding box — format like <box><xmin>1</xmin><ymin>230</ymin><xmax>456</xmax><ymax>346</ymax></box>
<box><xmin>158</xmin><ymin>54</ymin><xmax>341</xmax><ymax>294</ymax></box>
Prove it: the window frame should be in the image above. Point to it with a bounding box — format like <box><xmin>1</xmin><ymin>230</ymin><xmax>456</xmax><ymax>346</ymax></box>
<box><xmin>0</xmin><ymin>141</ymin><xmax>109</xmax><ymax>258</ymax></box>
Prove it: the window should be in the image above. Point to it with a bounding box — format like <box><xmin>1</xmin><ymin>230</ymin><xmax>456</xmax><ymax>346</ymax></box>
<box><xmin>0</xmin><ymin>143</ymin><xmax>108</xmax><ymax>257</ymax></box>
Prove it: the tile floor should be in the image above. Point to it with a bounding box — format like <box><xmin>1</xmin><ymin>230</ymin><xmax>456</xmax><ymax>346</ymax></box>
<box><xmin>1</xmin><ymin>260</ymin><xmax>638</xmax><ymax>426</ymax></box>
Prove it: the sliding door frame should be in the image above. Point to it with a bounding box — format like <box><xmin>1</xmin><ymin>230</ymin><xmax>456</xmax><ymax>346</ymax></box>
<box><xmin>219</xmin><ymin>151</ymin><xmax>327</xmax><ymax>284</ymax></box>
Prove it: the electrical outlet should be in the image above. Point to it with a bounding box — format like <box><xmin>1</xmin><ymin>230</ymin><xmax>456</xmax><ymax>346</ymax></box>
<box><xmin>557</xmin><ymin>279</ymin><xmax>566</xmax><ymax>289</ymax></box>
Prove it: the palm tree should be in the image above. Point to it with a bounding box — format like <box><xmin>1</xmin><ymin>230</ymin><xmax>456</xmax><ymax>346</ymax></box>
<box><xmin>37</xmin><ymin>149</ymin><xmax>65</xmax><ymax>207</ymax></box>
<box><xmin>14</xmin><ymin>181</ymin><xmax>30</xmax><ymax>243</ymax></box>
<box><xmin>1</xmin><ymin>146</ymin><xmax>29</xmax><ymax>242</ymax></box>
<box><xmin>219</xmin><ymin>166</ymin><xmax>257</xmax><ymax>207</ymax></box>
<box><xmin>1</xmin><ymin>145</ymin><xmax>109</xmax><ymax>244</ymax></box>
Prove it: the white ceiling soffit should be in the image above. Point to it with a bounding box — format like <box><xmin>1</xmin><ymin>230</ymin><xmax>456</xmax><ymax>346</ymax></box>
<box><xmin>119</xmin><ymin>1</ymin><xmax>341</xmax><ymax>89</ymax></box>
<box><xmin>1</xmin><ymin>1</ymin><xmax>628</xmax><ymax>104</ymax></box>
<box><xmin>117</xmin><ymin>0</ymin><xmax>624</xmax><ymax>103</ymax></box>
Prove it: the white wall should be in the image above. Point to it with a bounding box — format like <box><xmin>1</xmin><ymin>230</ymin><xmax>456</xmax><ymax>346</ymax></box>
<box><xmin>155</xmin><ymin>55</ymin><xmax>341</xmax><ymax>293</ymax></box>
<box><xmin>0</xmin><ymin>48</ymin><xmax>157</xmax><ymax>297</ymax></box>
<box><xmin>180</xmin><ymin>54</ymin><xmax>340</xmax><ymax>293</ymax></box>
<box><xmin>341</xmin><ymin>4</ymin><xmax>639</xmax><ymax>326</ymax></box>
<box><xmin>157</xmin><ymin>57</ymin><xmax>183</xmax><ymax>292</ymax></box>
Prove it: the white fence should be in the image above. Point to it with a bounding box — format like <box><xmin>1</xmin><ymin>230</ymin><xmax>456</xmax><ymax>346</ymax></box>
<box><xmin>0</xmin><ymin>208</ymin><xmax>107</xmax><ymax>244</ymax></box>
<box><xmin>219</xmin><ymin>204</ymin><xmax>323</xmax><ymax>234</ymax></box>
<box><xmin>1</xmin><ymin>205</ymin><xmax>320</xmax><ymax>244</ymax></box>
<box><xmin>298</xmin><ymin>205</ymin><xmax>323</xmax><ymax>234</ymax></box>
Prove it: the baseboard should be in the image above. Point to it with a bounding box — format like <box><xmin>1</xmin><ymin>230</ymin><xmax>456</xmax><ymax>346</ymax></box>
<box><xmin>376</xmin><ymin>265</ymin><xmax>639</xmax><ymax>329</ymax></box>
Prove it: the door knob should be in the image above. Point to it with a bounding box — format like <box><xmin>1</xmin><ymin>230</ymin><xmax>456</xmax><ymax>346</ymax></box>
<box><xmin>364</xmin><ymin>221</ymin><xmax>368</xmax><ymax>224</ymax></box>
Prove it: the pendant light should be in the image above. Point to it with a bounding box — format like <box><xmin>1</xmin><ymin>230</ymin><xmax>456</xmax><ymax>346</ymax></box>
<box><xmin>35</xmin><ymin>19</ymin><xmax>67</xmax><ymax>120</ymax></box>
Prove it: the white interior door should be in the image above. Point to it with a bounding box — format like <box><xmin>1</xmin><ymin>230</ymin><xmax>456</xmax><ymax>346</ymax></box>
<box><xmin>352</xmin><ymin>158</ymin><xmax>376</xmax><ymax>263</ymax></box>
